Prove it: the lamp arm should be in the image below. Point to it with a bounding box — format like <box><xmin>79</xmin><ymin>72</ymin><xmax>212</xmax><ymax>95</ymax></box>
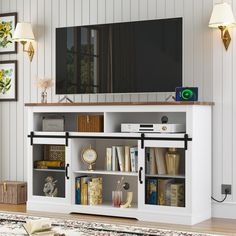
<box><xmin>218</xmin><ymin>26</ymin><xmax>227</xmax><ymax>39</ymax></box>
<box><xmin>20</xmin><ymin>41</ymin><xmax>34</xmax><ymax>62</ymax></box>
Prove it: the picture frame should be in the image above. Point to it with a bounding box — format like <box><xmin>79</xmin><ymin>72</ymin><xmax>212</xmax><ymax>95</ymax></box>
<box><xmin>0</xmin><ymin>60</ymin><xmax>17</xmax><ymax>101</ymax></box>
<box><xmin>0</xmin><ymin>12</ymin><xmax>17</xmax><ymax>54</ymax></box>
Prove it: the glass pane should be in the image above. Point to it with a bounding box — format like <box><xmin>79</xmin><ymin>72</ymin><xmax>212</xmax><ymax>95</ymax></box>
<box><xmin>145</xmin><ymin>147</ymin><xmax>185</xmax><ymax>207</ymax></box>
<box><xmin>33</xmin><ymin>144</ymin><xmax>66</xmax><ymax>198</ymax></box>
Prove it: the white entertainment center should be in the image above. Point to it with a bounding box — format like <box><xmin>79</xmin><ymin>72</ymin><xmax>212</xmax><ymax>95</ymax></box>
<box><xmin>26</xmin><ymin>102</ymin><xmax>212</xmax><ymax>225</ymax></box>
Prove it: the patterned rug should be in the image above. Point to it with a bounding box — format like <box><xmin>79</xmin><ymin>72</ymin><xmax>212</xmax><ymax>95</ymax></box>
<box><xmin>0</xmin><ymin>212</ymin><xmax>222</xmax><ymax>236</ymax></box>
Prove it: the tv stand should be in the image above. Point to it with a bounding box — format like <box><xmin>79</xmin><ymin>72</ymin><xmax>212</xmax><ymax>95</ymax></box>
<box><xmin>25</xmin><ymin>102</ymin><xmax>212</xmax><ymax>225</ymax></box>
<box><xmin>58</xmin><ymin>95</ymin><xmax>74</xmax><ymax>103</ymax></box>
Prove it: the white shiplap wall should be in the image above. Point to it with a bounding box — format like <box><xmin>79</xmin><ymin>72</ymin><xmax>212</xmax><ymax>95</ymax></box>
<box><xmin>1</xmin><ymin>0</ymin><xmax>236</xmax><ymax>218</ymax></box>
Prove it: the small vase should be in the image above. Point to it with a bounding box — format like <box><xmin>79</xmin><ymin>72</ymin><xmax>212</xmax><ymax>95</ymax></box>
<box><xmin>41</xmin><ymin>91</ymin><xmax>47</xmax><ymax>103</ymax></box>
<box><xmin>112</xmin><ymin>191</ymin><xmax>122</xmax><ymax>207</ymax></box>
<box><xmin>165</xmin><ymin>148</ymin><xmax>180</xmax><ymax>175</ymax></box>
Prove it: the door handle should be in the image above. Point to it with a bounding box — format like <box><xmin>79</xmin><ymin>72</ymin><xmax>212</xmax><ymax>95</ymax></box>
<box><xmin>139</xmin><ymin>167</ymin><xmax>143</xmax><ymax>184</ymax></box>
<box><xmin>65</xmin><ymin>163</ymin><xmax>69</xmax><ymax>180</ymax></box>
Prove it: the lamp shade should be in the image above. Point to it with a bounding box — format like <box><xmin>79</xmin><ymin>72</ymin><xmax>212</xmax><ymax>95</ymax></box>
<box><xmin>12</xmin><ymin>22</ymin><xmax>35</xmax><ymax>41</ymax></box>
<box><xmin>209</xmin><ymin>2</ymin><xmax>236</xmax><ymax>28</ymax></box>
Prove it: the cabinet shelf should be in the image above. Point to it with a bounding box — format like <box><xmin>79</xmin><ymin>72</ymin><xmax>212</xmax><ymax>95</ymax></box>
<box><xmin>74</xmin><ymin>170</ymin><xmax>138</xmax><ymax>176</ymax></box>
<box><xmin>34</xmin><ymin>168</ymin><xmax>65</xmax><ymax>173</ymax></box>
<box><xmin>145</xmin><ymin>174</ymin><xmax>185</xmax><ymax>179</ymax></box>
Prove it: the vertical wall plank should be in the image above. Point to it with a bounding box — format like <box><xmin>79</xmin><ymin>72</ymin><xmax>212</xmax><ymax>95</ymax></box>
<box><xmin>9</xmin><ymin>0</ymin><xmax>17</xmax><ymax>181</ymax></box>
<box><xmin>212</xmin><ymin>0</ymin><xmax>223</xmax><ymax>200</ymax></box>
<box><xmin>30</xmin><ymin>0</ymin><xmax>38</xmax><ymax>103</ymax></box>
<box><xmin>67</xmin><ymin>0</ymin><xmax>74</xmax><ymax>27</ymax></box>
<box><xmin>106</xmin><ymin>0</ymin><xmax>114</xmax><ymax>23</ymax></box>
<box><xmin>174</xmin><ymin>0</ymin><xmax>183</xmax><ymax>17</ymax></box>
<box><xmin>222</xmin><ymin>0</ymin><xmax>233</xmax><ymax>200</ymax></box>
<box><xmin>114</xmin><ymin>0</ymin><xmax>122</xmax><ymax>22</ymax></box>
<box><xmin>51</xmin><ymin>0</ymin><xmax>60</xmax><ymax>103</ymax></box>
<box><xmin>90</xmin><ymin>0</ymin><xmax>98</xmax><ymax>24</ymax></box>
<box><xmin>1</xmin><ymin>0</ymin><xmax>10</xmax><ymax>181</ymax></box>
<box><xmin>122</xmin><ymin>0</ymin><xmax>130</xmax><ymax>22</ymax></box>
<box><xmin>16</xmin><ymin>0</ymin><xmax>24</xmax><ymax>181</ymax></box>
<box><xmin>232</xmin><ymin>0</ymin><xmax>236</xmax><ymax>202</ymax></box>
<box><xmin>193</xmin><ymin>0</ymin><xmax>203</xmax><ymax>99</ymax></box>
<box><xmin>74</xmin><ymin>0</ymin><xmax>82</xmax><ymax>26</ymax></box>
<box><xmin>156</xmin><ymin>0</ymin><xmax>165</xmax><ymax>18</ymax></box>
<box><xmin>130</xmin><ymin>0</ymin><xmax>139</xmax><ymax>21</ymax></box>
<box><xmin>82</xmin><ymin>0</ymin><xmax>90</xmax><ymax>25</ymax></box>
<box><xmin>45</xmin><ymin>0</ymin><xmax>52</xmax><ymax>102</ymax></box>
<box><xmin>148</xmin><ymin>0</ymin><xmax>156</xmax><ymax>19</ymax></box>
<box><xmin>165</xmin><ymin>0</ymin><xmax>175</xmax><ymax>17</ymax></box>
<box><xmin>202</xmin><ymin>0</ymin><xmax>213</xmax><ymax>101</ymax></box>
<box><xmin>98</xmin><ymin>0</ymin><xmax>106</xmax><ymax>24</ymax></box>
<box><xmin>139</xmin><ymin>0</ymin><xmax>148</xmax><ymax>20</ymax></box>
<box><xmin>183</xmin><ymin>0</ymin><xmax>194</xmax><ymax>86</ymax></box>
<box><xmin>37</xmin><ymin>0</ymin><xmax>45</xmax><ymax>103</ymax></box>
<box><xmin>23</xmin><ymin>0</ymin><xmax>31</xmax><ymax>181</ymax></box>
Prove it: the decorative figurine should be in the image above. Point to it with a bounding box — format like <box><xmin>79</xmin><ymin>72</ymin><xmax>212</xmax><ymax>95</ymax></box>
<box><xmin>43</xmin><ymin>176</ymin><xmax>58</xmax><ymax>197</ymax></box>
<box><xmin>120</xmin><ymin>192</ymin><xmax>133</xmax><ymax>208</ymax></box>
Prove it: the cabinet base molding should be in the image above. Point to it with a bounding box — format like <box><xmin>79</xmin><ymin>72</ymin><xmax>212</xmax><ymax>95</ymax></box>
<box><xmin>27</xmin><ymin>201</ymin><xmax>211</xmax><ymax>225</ymax></box>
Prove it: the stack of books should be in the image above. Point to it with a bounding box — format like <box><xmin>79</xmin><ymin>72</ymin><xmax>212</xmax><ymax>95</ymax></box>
<box><xmin>75</xmin><ymin>176</ymin><xmax>102</xmax><ymax>205</ymax></box>
<box><xmin>105</xmin><ymin>146</ymin><xmax>138</xmax><ymax>172</ymax></box>
<box><xmin>34</xmin><ymin>160</ymin><xmax>65</xmax><ymax>170</ymax></box>
<box><xmin>145</xmin><ymin>148</ymin><xmax>167</xmax><ymax>175</ymax></box>
<box><xmin>145</xmin><ymin>178</ymin><xmax>185</xmax><ymax>207</ymax></box>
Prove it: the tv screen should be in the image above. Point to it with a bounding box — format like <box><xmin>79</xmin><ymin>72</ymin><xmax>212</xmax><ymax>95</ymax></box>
<box><xmin>56</xmin><ymin>18</ymin><xmax>182</xmax><ymax>94</ymax></box>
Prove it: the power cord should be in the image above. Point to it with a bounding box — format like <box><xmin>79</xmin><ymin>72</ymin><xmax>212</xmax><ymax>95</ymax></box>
<box><xmin>211</xmin><ymin>189</ymin><xmax>229</xmax><ymax>203</ymax></box>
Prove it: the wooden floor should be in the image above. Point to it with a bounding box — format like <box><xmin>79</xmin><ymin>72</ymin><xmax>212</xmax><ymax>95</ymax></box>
<box><xmin>0</xmin><ymin>204</ymin><xmax>236</xmax><ymax>235</ymax></box>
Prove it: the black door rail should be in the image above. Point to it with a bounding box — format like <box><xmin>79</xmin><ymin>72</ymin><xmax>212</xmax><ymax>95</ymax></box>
<box><xmin>28</xmin><ymin>132</ymin><xmax>192</xmax><ymax>150</ymax></box>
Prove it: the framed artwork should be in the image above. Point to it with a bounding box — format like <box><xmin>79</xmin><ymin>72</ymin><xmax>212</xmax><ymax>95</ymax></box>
<box><xmin>0</xmin><ymin>60</ymin><xmax>17</xmax><ymax>101</ymax></box>
<box><xmin>0</xmin><ymin>12</ymin><xmax>17</xmax><ymax>54</ymax></box>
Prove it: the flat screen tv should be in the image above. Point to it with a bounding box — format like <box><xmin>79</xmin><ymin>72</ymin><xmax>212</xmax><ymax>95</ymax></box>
<box><xmin>56</xmin><ymin>18</ymin><xmax>182</xmax><ymax>94</ymax></box>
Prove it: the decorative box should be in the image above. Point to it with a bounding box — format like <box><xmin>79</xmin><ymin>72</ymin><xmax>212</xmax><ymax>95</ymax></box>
<box><xmin>44</xmin><ymin>145</ymin><xmax>65</xmax><ymax>161</ymax></box>
<box><xmin>77</xmin><ymin>115</ymin><xmax>103</xmax><ymax>132</ymax></box>
<box><xmin>42</xmin><ymin>116</ymin><xmax>64</xmax><ymax>131</ymax></box>
<box><xmin>0</xmin><ymin>181</ymin><xmax>27</xmax><ymax>204</ymax></box>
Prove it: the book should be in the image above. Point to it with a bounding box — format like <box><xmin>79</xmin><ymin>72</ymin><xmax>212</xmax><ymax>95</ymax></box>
<box><xmin>116</xmin><ymin>146</ymin><xmax>125</xmax><ymax>171</ymax></box>
<box><xmin>88</xmin><ymin>177</ymin><xmax>102</xmax><ymax>205</ymax></box>
<box><xmin>75</xmin><ymin>176</ymin><xmax>81</xmax><ymax>204</ymax></box>
<box><xmin>146</xmin><ymin>178</ymin><xmax>158</xmax><ymax>204</ymax></box>
<box><xmin>112</xmin><ymin>146</ymin><xmax>119</xmax><ymax>171</ymax></box>
<box><xmin>149</xmin><ymin>148</ymin><xmax>157</xmax><ymax>175</ymax></box>
<box><xmin>158</xmin><ymin>179</ymin><xmax>174</xmax><ymax>205</ymax></box>
<box><xmin>155</xmin><ymin>148</ymin><xmax>167</xmax><ymax>175</ymax></box>
<box><xmin>134</xmin><ymin>147</ymin><xmax>138</xmax><ymax>172</ymax></box>
<box><xmin>171</xmin><ymin>183</ymin><xmax>185</xmax><ymax>207</ymax></box>
<box><xmin>124</xmin><ymin>146</ymin><xmax>131</xmax><ymax>172</ymax></box>
<box><xmin>106</xmin><ymin>147</ymin><xmax>112</xmax><ymax>171</ymax></box>
<box><xmin>80</xmin><ymin>176</ymin><xmax>91</xmax><ymax>205</ymax></box>
<box><xmin>130</xmin><ymin>146</ymin><xmax>138</xmax><ymax>172</ymax></box>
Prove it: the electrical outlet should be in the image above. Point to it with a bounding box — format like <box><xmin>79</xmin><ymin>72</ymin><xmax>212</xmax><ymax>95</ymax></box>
<box><xmin>221</xmin><ymin>184</ymin><xmax>231</xmax><ymax>195</ymax></box>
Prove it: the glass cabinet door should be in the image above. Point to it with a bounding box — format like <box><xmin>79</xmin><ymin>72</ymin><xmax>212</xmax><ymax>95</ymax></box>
<box><xmin>29</xmin><ymin>140</ymin><xmax>71</xmax><ymax>203</ymax></box>
<box><xmin>138</xmin><ymin>140</ymin><xmax>187</xmax><ymax>210</ymax></box>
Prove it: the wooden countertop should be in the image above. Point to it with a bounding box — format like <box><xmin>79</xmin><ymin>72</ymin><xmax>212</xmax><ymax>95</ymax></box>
<box><xmin>25</xmin><ymin>101</ymin><xmax>214</xmax><ymax>106</ymax></box>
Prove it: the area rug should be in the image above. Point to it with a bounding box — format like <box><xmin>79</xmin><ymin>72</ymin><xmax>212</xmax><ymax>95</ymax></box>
<box><xmin>0</xmin><ymin>212</ymin><xmax>222</xmax><ymax>236</ymax></box>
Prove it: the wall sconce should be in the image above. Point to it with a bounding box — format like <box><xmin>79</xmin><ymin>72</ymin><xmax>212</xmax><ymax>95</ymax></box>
<box><xmin>209</xmin><ymin>2</ymin><xmax>236</xmax><ymax>50</ymax></box>
<box><xmin>12</xmin><ymin>22</ymin><xmax>35</xmax><ymax>61</ymax></box>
